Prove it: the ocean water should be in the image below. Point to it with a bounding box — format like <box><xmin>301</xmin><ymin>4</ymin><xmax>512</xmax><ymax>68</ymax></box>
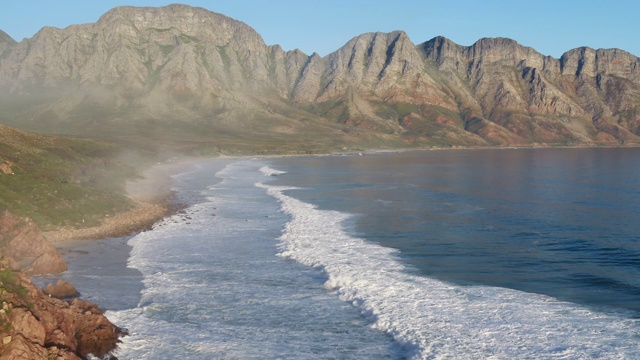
<box><xmin>106</xmin><ymin>159</ymin><xmax>400</xmax><ymax>359</ymax></box>
<box><xmin>68</xmin><ymin>149</ymin><xmax>640</xmax><ymax>359</ymax></box>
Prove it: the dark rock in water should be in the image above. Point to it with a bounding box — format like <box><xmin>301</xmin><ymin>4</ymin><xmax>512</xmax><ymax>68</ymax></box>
<box><xmin>43</xmin><ymin>279</ymin><xmax>81</xmax><ymax>299</ymax></box>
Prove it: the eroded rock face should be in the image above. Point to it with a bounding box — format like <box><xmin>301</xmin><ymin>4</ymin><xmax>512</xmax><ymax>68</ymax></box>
<box><xmin>420</xmin><ymin>37</ymin><xmax>640</xmax><ymax>144</ymax></box>
<box><xmin>0</xmin><ymin>4</ymin><xmax>639</xmax><ymax>147</ymax></box>
<box><xmin>0</xmin><ymin>211</ymin><xmax>67</xmax><ymax>275</ymax></box>
<box><xmin>0</xmin><ymin>269</ymin><xmax>123</xmax><ymax>359</ymax></box>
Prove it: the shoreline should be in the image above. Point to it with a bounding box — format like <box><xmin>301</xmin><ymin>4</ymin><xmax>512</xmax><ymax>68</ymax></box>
<box><xmin>41</xmin><ymin>144</ymin><xmax>640</xmax><ymax>250</ymax></box>
<box><xmin>45</xmin><ymin>201</ymin><xmax>174</xmax><ymax>250</ymax></box>
<box><xmin>44</xmin><ymin>156</ymin><xmax>204</xmax><ymax>251</ymax></box>
<box><xmin>43</xmin><ymin>144</ymin><xmax>640</xmax><ymax>245</ymax></box>
<box><xmin>31</xmin><ymin>148</ymin><xmax>640</xmax><ymax>358</ymax></box>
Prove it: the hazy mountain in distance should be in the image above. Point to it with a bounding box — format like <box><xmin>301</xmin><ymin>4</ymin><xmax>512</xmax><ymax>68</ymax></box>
<box><xmin>0</xmin><ymin>29</ymin><xmax>16</xmax><ymax>55</ymax></box>
<box><xmin>0</xmin><ymin>4</ymin><xmax>639</xmax><ymax>149</ymax></box>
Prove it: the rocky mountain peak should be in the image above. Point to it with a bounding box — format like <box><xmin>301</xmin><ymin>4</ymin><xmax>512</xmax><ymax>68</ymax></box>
<box><xmin>326</xmin><ymin>30</ymin><xmax>415</xmax><ymax>79</ymax></box>
<box><xmin>0</xmin><ymin>5</ymin><xmax>639</xmax><ymax>148</ymax></box>
<box><xmin>420</xmin><ymin>36</ymin><xmax>464</xmax><ymax>65</ymax></box>
<box><xmin>0</xmin><ymin>29</ymin><xmax>15</xmax><ymax>44</ymax></box>
<box><xmin>96</xmin><ymin>4</ymin><xmax>263</xmax><ymax>46</ymax></box>
<box><xmin>464</xmin><ymin>37</ymin><xmax>548</xmax><ymax>69</ymax></box>
<box><xmin>560</xmin><ymin>46</ymin><xmax>640</xmax><ymax>79</ymax></box>
<box><xmin>0</xmin><ymin>29</ymin><xmax>16</xmax><ymax>54</ymax></box>
<box><xmin>314</xmin><ymin>30</ymin><xmax>428</xmax><ymax>100</ymax></box>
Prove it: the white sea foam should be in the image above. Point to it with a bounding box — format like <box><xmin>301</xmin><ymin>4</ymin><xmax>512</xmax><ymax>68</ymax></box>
<box><xmin>258</xmin><ymin>175</ymin><xmax>640</xmax><ymax>359</ymax></box>
<box><xmin>259</xmin><ymin>165</ymin><xmax>288</xmax><ymax>176</ymax></box>
<box><xmin>105</xmin><ymin>159</ymin><xmax>640</xmax><ymax>359</ymax></box>
<box><xmin>107</xmin><ymin>159</ymin><xmax>397</xmax><ymax>359</ymax></box>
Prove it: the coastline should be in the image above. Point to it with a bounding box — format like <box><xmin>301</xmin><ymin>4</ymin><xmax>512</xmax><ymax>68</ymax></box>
<box><xmin>30</xmin><ymin>155</ymin><xmax>238</xmax><ymax>313</ymax></box>
<box><xmin>44</xmin><ymin>156</ymin><xmax>204</xmax><ymax>250</ymax></box>
<box><xmin>39</xmin><ymin>145</ymin><xmax>640</xmax><ymax>252</ymax></box>
<box><xmin>31</xmin><ymin>148</ymin><xmax>640</xmax><ymax>358</ymax></box>
<box><xmin>43</xmin><ymin>144</ymin><xmax>640</xmax><ymax>250</ymax></box>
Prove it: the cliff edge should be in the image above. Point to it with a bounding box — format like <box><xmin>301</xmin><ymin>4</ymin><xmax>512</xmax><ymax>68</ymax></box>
<box><xmin>0</xmin><ymin>263</ymin><xmax>124</xmax><ymax>359</ymax></box>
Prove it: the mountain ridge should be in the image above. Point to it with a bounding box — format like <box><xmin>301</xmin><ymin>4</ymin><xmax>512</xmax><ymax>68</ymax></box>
<box><xmin>0</xmin><ymin>4</ymin><xmax>639</xmax><ymax>149</ymax></box>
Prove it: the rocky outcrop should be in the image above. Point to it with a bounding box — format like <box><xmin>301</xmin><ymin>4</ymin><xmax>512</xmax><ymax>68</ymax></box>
<box><xmin>0</xmin><ymin>265</ymin><xmax>123</xmax><ymax>359</ymax></box>
<box><xmin>43</xmin><ymin>279</ymin><xmax>80</xmax><ymax>299</ymax></box>
<box><xmin>0</xmin><ymin>5</ymin><xmax>639</xmax><ymax>147</ymax></box>
<box><xmin>0</xmin><ymin>211</ymin><xmax>67</xmax><ymax>275</ymax></box>
<box><xmin>0</xmin><ymin>160</ymin><xmax>13</xmax><ymax>174</ymax></box>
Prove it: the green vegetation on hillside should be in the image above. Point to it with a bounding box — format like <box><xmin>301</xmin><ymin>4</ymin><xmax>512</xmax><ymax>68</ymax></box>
<box><xmin>0</xmin><ymin>263</ymin><xmax>28</xmax><ymax>332</ymax></box>
<box><xmin>0</xmin><ymin>125</ymin><xmax>138</xmax><ymax>230</ymax></box>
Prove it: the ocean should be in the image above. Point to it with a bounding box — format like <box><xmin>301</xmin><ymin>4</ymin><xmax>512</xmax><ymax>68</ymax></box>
<box><xmin>56</xmin><ymin>148</ymin><xmax>640</xmax><ymax>359</ymax></box>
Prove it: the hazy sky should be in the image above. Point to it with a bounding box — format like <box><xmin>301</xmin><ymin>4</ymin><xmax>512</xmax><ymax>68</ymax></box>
<box><xmin>1</xmin><ymin>1</ymin><xmax>638</xmax><ymax>58</ymax></box>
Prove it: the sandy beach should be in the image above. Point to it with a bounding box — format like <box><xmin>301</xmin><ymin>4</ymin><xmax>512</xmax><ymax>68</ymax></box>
<box><xmin>44</xmin><ymin>157</ymin><xmax>204</xmax><ymax>250</ymax></box>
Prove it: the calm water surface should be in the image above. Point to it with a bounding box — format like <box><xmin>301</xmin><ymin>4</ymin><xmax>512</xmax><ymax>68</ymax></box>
<box><xmin>272</xmin><ymin>148</ymin><xmax>640</xmax><ymax>314</ymax></box>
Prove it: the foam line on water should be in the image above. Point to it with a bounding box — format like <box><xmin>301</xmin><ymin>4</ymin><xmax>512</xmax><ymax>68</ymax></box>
<box><xmin>257</xmin><ymin>176</ymin><xmax>640</xmax><ymax>359</ymax></box>
<box><xmin>107</xmin><ymin>159</ymin><xmax>400</xmax><ymax>359</ymax></box>
<box><xmin>259</xmin><ymin>165</ymin><xmax>288</xmax><ymax>176</ymax></box>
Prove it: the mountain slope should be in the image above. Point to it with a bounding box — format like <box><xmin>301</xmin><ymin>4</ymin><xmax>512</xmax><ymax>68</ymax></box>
<box><xmin>0</xmin><ymin>29</ymin><xmax>15</xmax><ymax>55</ymax></box>
<box><xmin>0</xmin><ymin>4</ymin><xmax>639</xmax><ymax>148</ymax></box>
<box><xmin>419</xmin><ymin>37</ymin><xmax>640</xmax><ymax>144</ymax></box>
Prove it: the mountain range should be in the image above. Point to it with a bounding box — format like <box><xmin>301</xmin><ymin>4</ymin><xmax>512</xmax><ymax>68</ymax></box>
<box><xmin>1</xmin><ymin>4</ymin><xmax>639</xmax><ymax>149</ymax></box>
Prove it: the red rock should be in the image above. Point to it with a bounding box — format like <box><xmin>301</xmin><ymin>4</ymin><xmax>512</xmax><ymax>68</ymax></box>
<box><xmin>1</xmin><ymin>335</ymin><xmax>50</xmax><ymax>359</ymax></box>
<box><xmin>0</xmin><ymin>211</ymin><xmax>67</xmax><ymax>275</ymax></box>
<box><xmin>0</xmin><ymin>270</ymin><xmax>124</xmax><ymax>359</ymax></box>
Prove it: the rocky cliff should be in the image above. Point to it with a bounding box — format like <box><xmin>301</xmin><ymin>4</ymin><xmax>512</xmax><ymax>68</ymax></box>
<box><xmin>0</xmin><ymin>264</ymin><xmax>123</xmax><ymax>359</ymax></box>
<box><xmin>0</xmin><ymin>4</ymin><xmax>639</xmax><ymax>148</ymax></box>
<box><xmin>0</xmin><ymin>211</ymin><xmax>67</xmax><ymax>275</ymax></box>
<box><xmin>0</xmin><ymin>212</ymin><xmax>123</xmax><ymax>359</ymax></box>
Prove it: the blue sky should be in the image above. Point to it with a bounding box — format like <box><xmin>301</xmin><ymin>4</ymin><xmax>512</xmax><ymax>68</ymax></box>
<box><xmin>1</xmin><ymin>1</ymin><xmax>638</xmax><ymax>58</ymax></box>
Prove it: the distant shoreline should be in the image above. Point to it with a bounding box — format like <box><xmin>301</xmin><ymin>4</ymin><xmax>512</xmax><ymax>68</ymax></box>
<box><xmin>43</xmin><ymin>144</ymin><xmax>640</xmax><ymax>250</ymax></box>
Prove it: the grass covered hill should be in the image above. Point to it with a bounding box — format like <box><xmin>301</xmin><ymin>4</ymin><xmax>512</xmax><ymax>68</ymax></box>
<box><xmin>0</xmin><ymin>125</ymin><xmax>138</xmax><ymax>230</ymax></box>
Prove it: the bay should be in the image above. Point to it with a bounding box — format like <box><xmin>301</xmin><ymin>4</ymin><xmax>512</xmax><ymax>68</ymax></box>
<box><xmin>271</xmin><ymin>148</ymin><xmax>640</xmax><ymax>314</ymax></box>
<box><xmin>56</xmin><ymin>148</ymin><xmax>640</xmax><ymax>359</ymax></box>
